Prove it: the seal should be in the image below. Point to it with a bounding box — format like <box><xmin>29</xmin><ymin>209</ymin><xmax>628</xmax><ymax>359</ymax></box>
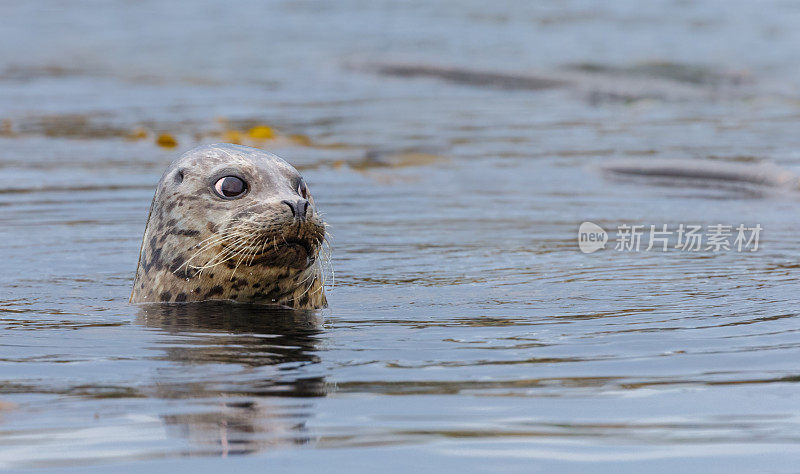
<box><xmin>130</xmin><ymin>143</ymin><xmax>328</xmax><ymax>309</ymax></box>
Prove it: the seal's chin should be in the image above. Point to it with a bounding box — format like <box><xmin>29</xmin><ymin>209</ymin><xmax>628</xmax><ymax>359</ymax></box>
<box><xmin>218</xmin><ymin>217</ymin><xmax>325</xmax><ymax>270</ymax></box>
<box><xmin>262</xmin><ymin>240</ymin><xmax>316</xmax><ymax>269</ymax></box>
<box><xmin>230</xmin><ymin>236</ymin><xmax>318</xmax><ymax>269</ymax></box>
<box><xmin>281</xmin><ymin>238</ymin><xmax>314</xmax><ymax>257</ymax></box>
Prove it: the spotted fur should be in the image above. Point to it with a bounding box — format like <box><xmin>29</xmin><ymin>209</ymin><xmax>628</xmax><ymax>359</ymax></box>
<box><xmin>131</xmin><ymin>144</ymin><xmax>328</xmax><ymax>309</ymax></box>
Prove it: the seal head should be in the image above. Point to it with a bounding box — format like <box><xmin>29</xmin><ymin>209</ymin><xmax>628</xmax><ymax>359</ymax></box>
<box><xmin>130</xmin><ymin>144</ymin><xmax>328</xmax><ymax>309</ymax></box>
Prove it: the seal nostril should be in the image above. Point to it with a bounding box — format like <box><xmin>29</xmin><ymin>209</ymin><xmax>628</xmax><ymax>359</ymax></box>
<box><xmin>281</xmin><ymin>200</ymin><xmax>296</xmax><ymax>217</ymax></box>
<box><xmin>282</xmin><ymin>199</ymin><xmax>309</xmax><ymax>220</ymax></box>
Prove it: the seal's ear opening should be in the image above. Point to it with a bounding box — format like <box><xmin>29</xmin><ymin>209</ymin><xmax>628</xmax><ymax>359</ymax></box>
<box><xmin>175</xmin><ymin>169</ymin><xmax>184</xmax><ymax>184</ymax></box>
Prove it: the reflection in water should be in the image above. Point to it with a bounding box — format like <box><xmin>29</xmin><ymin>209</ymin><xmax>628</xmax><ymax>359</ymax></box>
<box><xmin>137</xmin><ymin>303</ymin><xmax>327</xmax><ymax>456</ymax></box>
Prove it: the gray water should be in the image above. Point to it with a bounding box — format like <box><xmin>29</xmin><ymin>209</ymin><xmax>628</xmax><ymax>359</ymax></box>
<box><xmin>2</xmin><ymin>0</ymin><xmax>800</xmax><ymax>471</ymax></box>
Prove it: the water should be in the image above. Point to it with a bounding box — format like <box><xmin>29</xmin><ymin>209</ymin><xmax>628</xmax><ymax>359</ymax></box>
<box><xmin>2</xmin><ymin>0</ymin><xmax>800</xmax><ymax>470</ymax></box>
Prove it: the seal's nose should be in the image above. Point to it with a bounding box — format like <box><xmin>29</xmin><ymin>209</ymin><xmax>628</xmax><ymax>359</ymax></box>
<box><xmin>282</xmin><ymin>199</ymin><xmax>310</xmax><ymax>220</ymax></box>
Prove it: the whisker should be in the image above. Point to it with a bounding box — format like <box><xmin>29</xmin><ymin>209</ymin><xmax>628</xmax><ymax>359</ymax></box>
<box><xmin>230</xmin><ymin>235</ymin><xmax>257</xmax><ymax>280</ymax></box>
<box><xmin>192</xmin><ymin>233</ymin><xmax>252</xmax><ymax>273</ymax></box>
<box><xmin>179</xmin><ymin>235</ymin><xmax>230</xmax><ymax>275</ymax></box>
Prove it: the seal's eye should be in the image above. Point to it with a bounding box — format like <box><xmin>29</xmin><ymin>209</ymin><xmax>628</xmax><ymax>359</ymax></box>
<box><xmin>214</xmin><ymin>176</ymin><xmax>247</xmax><ymax>199</ymax></box>
<box><xmin>298</xmin><ymin>180</ymin><xmax>309</xmax><ymax>199</ymax></box>
<box><xmin>297</xmin><ymin>180</ymin><xmax>315</xmax><ymax>205</ymax></box>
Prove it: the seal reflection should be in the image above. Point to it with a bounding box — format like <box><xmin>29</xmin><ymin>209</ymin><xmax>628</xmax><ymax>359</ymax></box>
<box><xmin>136</xmin><ymin>302</ymin><xmax>327</xmax><ymax>456</ymax></box>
